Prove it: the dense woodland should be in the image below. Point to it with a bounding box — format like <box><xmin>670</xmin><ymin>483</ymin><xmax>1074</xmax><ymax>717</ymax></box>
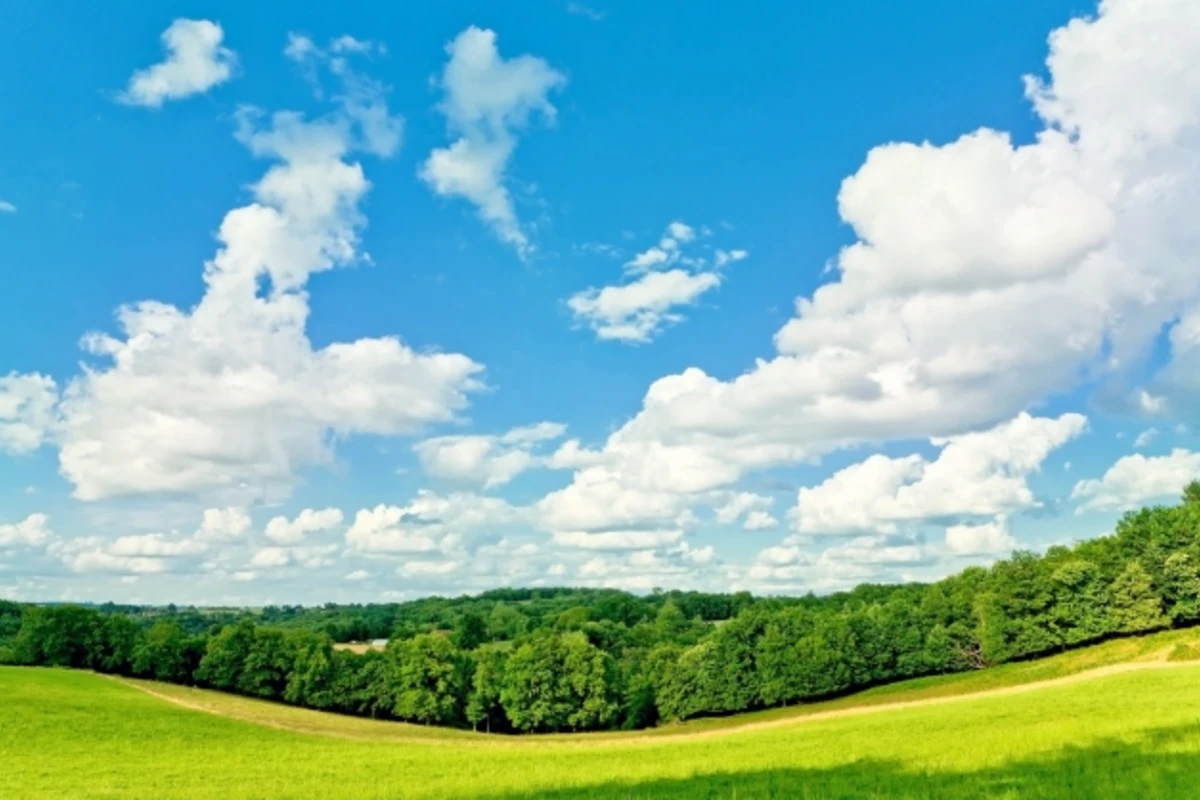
<box><xmin>4</xmin><ymin>485</ymin><xmax>1200</xmax><ymax>733</ymax></box>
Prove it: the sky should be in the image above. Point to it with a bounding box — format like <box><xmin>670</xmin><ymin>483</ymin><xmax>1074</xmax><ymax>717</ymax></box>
<box><xmin>2</xmin><ymin>0</ymin><xmax>1200</xmax><ymax>606</ymax></box>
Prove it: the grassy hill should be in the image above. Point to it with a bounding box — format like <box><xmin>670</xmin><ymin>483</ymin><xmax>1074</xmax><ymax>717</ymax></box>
<box><xmin>5</xmin><ymin>628</ymin><xmax>1200</xmax><ymax>799</ymax></box>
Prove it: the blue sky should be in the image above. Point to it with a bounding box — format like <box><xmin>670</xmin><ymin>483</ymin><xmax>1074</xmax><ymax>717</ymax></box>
<box><xmin>2</xmin><ymin>0</ymin><xmax>1199</xmax><ymax>605</ymax></box>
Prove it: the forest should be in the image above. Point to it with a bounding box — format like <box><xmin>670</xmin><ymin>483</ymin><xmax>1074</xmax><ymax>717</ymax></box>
<box><xmin>3</xmin><ymin>484</ymin><xmax>1200</xmax><ymax>734</ymax></box>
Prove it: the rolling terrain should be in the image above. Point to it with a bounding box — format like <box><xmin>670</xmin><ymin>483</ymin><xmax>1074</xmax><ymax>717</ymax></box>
<box><xmin>5</xmin><ymin>629</ymin><xmax>1200</xmax><ymax>799</ymax></box>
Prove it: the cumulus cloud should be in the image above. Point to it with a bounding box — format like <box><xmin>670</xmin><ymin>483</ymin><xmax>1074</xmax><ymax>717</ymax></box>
<box><xmin>119</xmin><ymin>19</ymin><xmax>237</xmax><ymax>107</ymax></box>
<box><xmin>945</xmin><ymin>517</ymin><xmax>1019</xmax><ymax>556</ymax></box>
<box><xmin>420</xmin><ymin>27</ymin><xmax>565</xmax><ymax>256</ymax></box>
<box><xmin>414</xmin><ymin>421</ymin><xmax>565</xmax><ymax>488</ymax></box>
<box><xmin>1134</xmin><ymin>428</ymin><xmax>1159</xmax><ymax>448</ymax></box>
<box><xmin>569</xmin><ymin>221</ymin><xmax>742</xmax><ymax>343</ymax></box>
<box><xmin>1072</xmin><ymin>448</ymin><xmax>1200</xmax><ymax>511</ymax></box>
<box><xmin>789</xmin><ymin>413</ymin><xmax>1086</xmax><ymax>534</ymax></box>
<box><xmin>545</xmin><ymin>0</ymin><xmax>1200</xmax><ymax>542</ymax></box>
<box><xmin>346</xmin><ymin>491</ymin><xmax>524</xmax><ymax>554</ymax></box>
<box><xmin>714</xmin><ymin>492</ymin><xmax>775</xmax><ymax>528</ymax></box>
<box><xmin>264</xmin><ymin>507</ymin><xmax>344</xmax><ymax>544</ymax></box>
<box><xmin>0</xmin><ymin>373</ymin><xmax>58</xmax><ymax>454</ymax></box>
<box><xmin>568</xmin><ymin>270</ymin><xmax>721</xmax><ymax>343</ymax></box>
<box><xmin>0</xmin><ymin>514</ymin><xmax>52</xmax><ymax>548</ymax></box>
<box><xmin>195</xmin><ymin>507</ymin><xmax>252</xmax><ymax>542</ymax></box>
<box><xmin>58</xmin><ymin>53</ymin><xmax>481</xmax><ymax>502</ymax></box>
<box><xmin>52</xmin><ymin>531</ymin><xmax>207</xmax><ymax>575</ymax></box>
<box><xmin>0</xmin><ymin>200</ymin><xmax>16</xmax><ymax>214</ymax></box>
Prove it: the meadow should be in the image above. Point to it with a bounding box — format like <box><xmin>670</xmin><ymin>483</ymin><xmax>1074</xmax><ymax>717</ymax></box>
<box><xmin>5</xmin><ymin>629</ymin><xmax>1200</xmax><ymax>799</ymax></box>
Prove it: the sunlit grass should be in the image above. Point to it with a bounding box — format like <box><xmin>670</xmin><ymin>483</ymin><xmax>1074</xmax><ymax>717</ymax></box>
<box><xmin>5</xmin><ymin>628</ymin><xmax>1200</xmax><ymax>798</ymax></box>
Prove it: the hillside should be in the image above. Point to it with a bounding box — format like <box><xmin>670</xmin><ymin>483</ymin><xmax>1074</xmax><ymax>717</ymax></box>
<box><xmin>4</xmin><ymin>629</ymin><xmax>1200</xmax><ymax>798</ymax></box>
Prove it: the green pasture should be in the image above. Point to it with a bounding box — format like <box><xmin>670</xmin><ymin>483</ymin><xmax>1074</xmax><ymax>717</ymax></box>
<box><xmin>5</xmin><ymin>631</ymin><xmax>1200</xmax><ymax>799</ymax></box>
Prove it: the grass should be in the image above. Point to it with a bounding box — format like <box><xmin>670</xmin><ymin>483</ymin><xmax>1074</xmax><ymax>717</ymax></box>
<box><xmin>4</xmin><ymin>628</ymin><xmax>1200</xmax><ymax>798</ymax></box>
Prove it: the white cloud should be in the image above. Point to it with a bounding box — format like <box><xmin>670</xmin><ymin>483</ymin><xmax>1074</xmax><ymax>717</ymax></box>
<box><xmin>414</xmin><ymin>421</ymin><xmax>565</xmax><ymax>488</ymax></box>
<box><xmin>714</xmin><ymin>249</ymin><xmax>748</xmax><ymax>267</ymax></box>
<box><xmin>398</xmin><ymin>559</ymin><xmax>461</xmax><ymax>577</ymax></box>
<box><xmin>107</xmin><ymin>533</ymin><xmax>206</xmax><ymax>557</ymax></box>
<box><xmin>59</xmin><ymin>56</ymin><xmax>480</xmax><ymax>502</ymax></box>
<box><xmin>330</xmin><ymin>35</ymin><xmax>379</xmax><ymax>55</ymax></box>
<box><xmin>249</xmin><ymin>546</ymin><xmax>291</xmax><ymax>568</ymax></box>
<box><xmin>0</xmin><ymin>201</ymin><xmax>16</xmax><ymax>214</ymax></box>
<box><xmin>1134</xmin><ymin>428</ymin><xmax>1159</xmax><ymax>448</ymax></box>
<box><xmin>946</xmin><ymin>517</ymin><xmax>1018</xmax><ymax>556</ymax></box>
<box><xmin>420</xmin><ymin>27</ymin><xmax>565</xmax><ymax>256</ymax></box>
<box><xmin>714</xmin><ymin>492</ymin><xmax>774</xmax><ymax>525</ymax></box>
<box><xmin>0</xmin><ymin>513</ymin><xmax>52</xmax><ymax>548</ymax></box>
<box><xmin>743</xmin><ymin>510</ymin><xmax>779</xmax><ymax>531</ymax></box>
<box><xmin>345</xmin><ymin>491</ymin><xmax>523</xmax><ymax>554</ymax></box>
<box><xmin>119</xmin><ymin>19</ymin><xmax>237</xmax><ymax>107</ymax></box>
<box><xmin>552</xmin><ymin>529</ymin><xmax>683</xmax><ymax>551</ymax></box>
<box><xmin>789</xmin><ymin>413</ymin><xmax>1085</xmax><ymax>534</ymax></box>
<box><xmin>568</xmin><ymin>270</ymin><xmax>721</xmax><ymax>343</ymax></box>
<box><xmin>51</xmin><ymin>532</ymin><xmax>205</xmax><ymax>575</ymax></box>
<box><xmin>545</xmin><ymin>0</ymin><xmax>1200</xmax><ymax>536</ymax></box>
<box><xmin>0</xmin><ymin>373</ymin><xmax>58</xmax><ymax>453</ymax></box>
<box><xmin>568</xmin><ymin>220</ymin><xmax>745</xmax><ymax>343</ymax></box>
<box><xmin>345</xmin><ymin>569</ymin><xmax>370</xmax><ymax>581</ymax></box>
<box><xmin>196</xmin><ymin>507</ymin><xmax>251</xmax><ymax>542</ymax></box>
<box><xmin>1072</xmin><ymin>448</ymin><xmax>1200</xmax><ymax>511</ymax></box>
<box><xmin>264</xmin><ymin>507</ymin><xmax>343</xmax><ymax>544</ymax></box>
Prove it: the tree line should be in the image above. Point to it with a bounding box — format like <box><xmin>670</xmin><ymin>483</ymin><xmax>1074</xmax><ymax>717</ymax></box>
<box><xmin>3</xmin><ymin>485</ymin><xmax>1199</xmax><ymax>733</ymax></box>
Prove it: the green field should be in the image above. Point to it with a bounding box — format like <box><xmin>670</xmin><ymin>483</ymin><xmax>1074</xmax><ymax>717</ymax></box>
<box><xmin>5</xmin><ymin>630</ymin><xmax>1200</xmax><ymax>798</ymax></box>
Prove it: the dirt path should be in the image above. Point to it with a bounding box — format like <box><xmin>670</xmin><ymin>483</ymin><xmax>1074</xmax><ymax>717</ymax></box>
<box><xmin>109</xmin><ymin>658</ymin><xmax>1199</xmax><ymax>749</ymax></box>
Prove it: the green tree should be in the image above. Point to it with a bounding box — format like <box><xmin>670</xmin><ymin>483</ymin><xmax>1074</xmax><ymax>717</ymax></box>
<box><xmin>501</xmin><ymin>632</ymin><xmax>618</xmax><ymax>732</ymax></box>
<box><xmin>1110</xmin><ymin>561</ymin><xmax>1169</xmax><ymax>633</ymax></box>
<box><xmin>132</xmin><ymin>620</ymin><xmax>192</xmax><ymax>683</ymax></box>
<box><xmin>1162</xmin><ymin>551</ymin><xmax>1200</xmax><ymax>622</ymax></box>
<box><xmin>452</xmin><ymin>612</ymin><xmax>488</xmax><ymax>651</ymax></box>
<box><xmin>93</xmin><ymin>614</ymin><xmax>141</xmax><ymax>674</ymax></box>
<box><xmin>390</xmin><ymin>634</ymin><xmax>467</xmax><ymax>726</ymax></box>
<box><xmin>195</xmin><ymin>619</ymin><xmax>256</xmax><ymax>691</ymax></box>
<box><xmin>284</xmin><ymin>633</ymin><xmax>337</xmax><ymax>709</ymax></box>
<box><xmin>239</xmin><ymin>626</ymin><xmax>295</xmax><ymax>699</ymax></box>
<box><xmin>466</xmin><ymin>644</ymin><xmax>508</xmax><ymax>733</ymax></box>
<box><xmin>1050</xmin><ymin>560</ymin><xmax>1112</xmax><ymax>645</ymax></box>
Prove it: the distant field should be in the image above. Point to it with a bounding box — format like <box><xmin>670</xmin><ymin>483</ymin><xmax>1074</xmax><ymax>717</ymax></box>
<box><xmin>5</xmin><ymin>629</ymin><xmax>1200</xmax><ymax>798</ymax></box>
<box><xmin>331</xmin><ymin>641</ymin><xmax>386</xmax><ymax>654</ymax></box>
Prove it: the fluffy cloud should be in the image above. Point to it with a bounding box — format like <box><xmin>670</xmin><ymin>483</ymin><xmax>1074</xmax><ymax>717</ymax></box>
<box><xmin>568</xmin><ymin>270</ymin><xmax>721</xmax><ymax>343</ymax></box>
<box><xmin>414</xmin><ymin>421</ymin><xmax>565</xmax><ymax>488</ymax></box>
<box><xmin>398</xmin><ymin>559</ymin><xmax>461</xmax><ymax>577</ymax></box>
<box><xmin>790</xmin><ymin>413</ymin><xmax>1086</xmax><ymax>534</ymax></box>
<box><xmin>195</xmin><ymin>507</ymin><xmax>252</xmax><ymax>542</ymax></box>
<box><xmin>53</xmin><ymin>531</ymin><xmax>207</xmax><ymax>575</ymax></box>
<box><xmin>58</xmin><ymin>54</ymin><xmax>481</xmax><ymax>502</ymax></box>
<box><xmin>945</xmin><ymin>517</ymin><xmax>1019</xmax><ymax>556</ymax></box>
<box><xmin>0</xmin><ymin>514</ymin><xmax>52</xmax><ymax>548</ymax></box>
<box><xmin>569</xmin><ymin>222</ymin><xmax>743</xmax><ymax>343</ymax></box>
<box><xmin>714</xmin><ymin>492</ymin><xmax>777</xmax><ymax>531</ymax></box>
<box><xmin>1072</xmin><ymin>448</ymin><xmax>1200</xmax><ymax>511</ymax></box>
<box><xmin>119</xmin><ymin>19</ymin><xmax>237</xmax><ymax>107</ymax></box>
<box><xmin>0</xmin><ymin>373</ymin><xmax>57</xmax><ymax>453</ymax></box>
<box><xmin>1134</xmin><ymin>428</ymin><xmax>1159</xmax><ymax>448</ymax></box>
<box><xmin>0</xmin><ymin>201</ymin><xmax>16</xmax><ymax>213</ymax></box>
<box><xmin>345</xmin><ymin>491</ymin><xmax>523</xmax><ymax>554</ymax></box>
<box><xmin>552</xmin><ymin>529</ymin><xmax>683</xmax><ymax>551</ymax></box>
<box><xmin>264</xmin><ymin>507</ymin><xmax>344</xmax><ymax>544</ymax></box>
<box><xmin>420</xmin><ymin>27</ymin><xmax>565</xmax><ymax>256</ymax></box>
<box><xmin>547</xmin><ymin>0</ymin><xmax>1200</xmax><ymax>538</ymax></box>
